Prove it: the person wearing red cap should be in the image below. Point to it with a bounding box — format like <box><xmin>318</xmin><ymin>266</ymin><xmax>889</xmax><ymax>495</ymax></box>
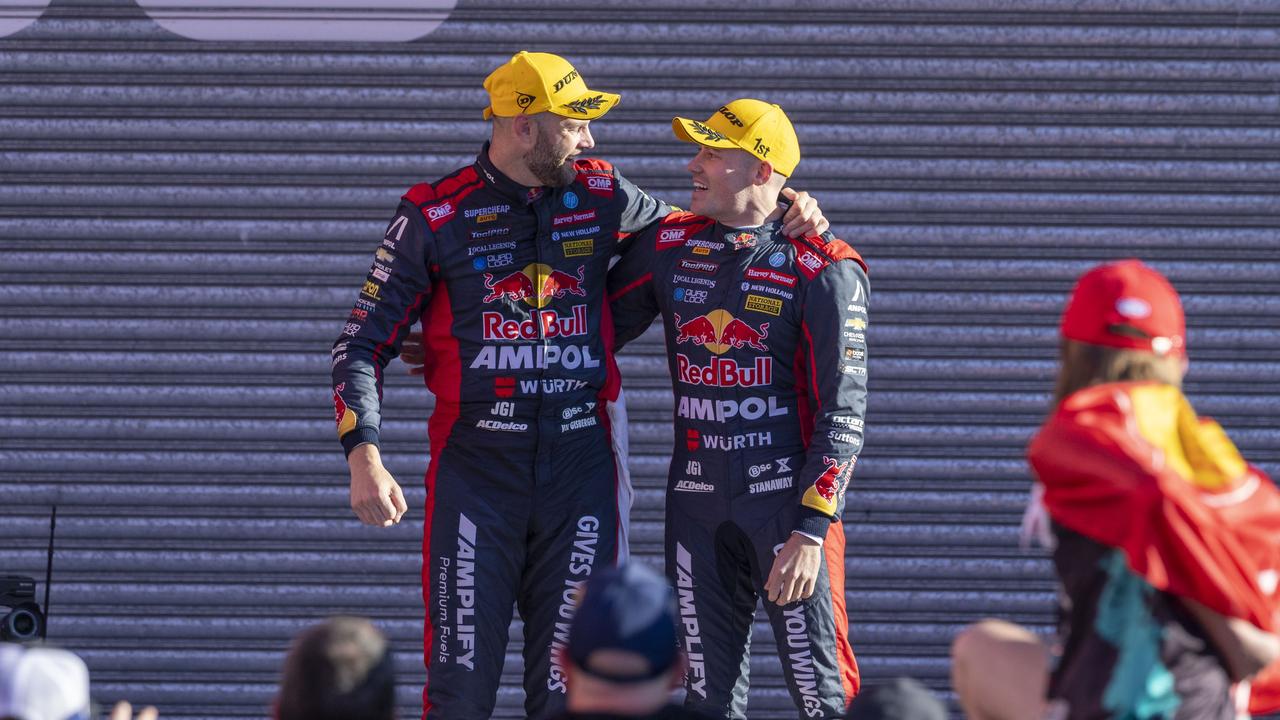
<box><xmin>950</xmin><ymin>259</ymin><xmax>1280</xmax><ymax>720</ymax></box>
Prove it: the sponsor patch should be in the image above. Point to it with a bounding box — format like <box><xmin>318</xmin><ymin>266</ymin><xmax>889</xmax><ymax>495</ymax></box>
<box><xmin>333</xmin><ymin>388</ymin><xmax>358</xmax><ymax>436</ymax></box>
<box><xmin>744</xmin><ymin>294</ymin><xmax>782</xmax><ymax>316</ymax></box>
<box><xmin>582</xmin><ymin>173</ymin><xmax>615</xmax><ymax>197</ymax></box>
<box><xmin>744</xmin><ymin>267</ymin><xmax>797</xmax><ymax>288</ymax></box>
<box><xmin>468</xmin><ymin>240</ymin><xmax>517</xmax><ymax>256</ymax></box>
<box><xmin>424</xmin><ymin>200</ymin><xmax>456</xmax><ymax>230</ymax></box>
<box><xmin>673</xmin><ymin>287</ymin><xmax>708</xmax><ymax>304</ymax></box>
<box><xmin>673</xmin><ymin>274</ymin><xmax>715</xmax><ymax>288</ymax></box>
<box><xmin>552</xmin><ymin>209</ymin><xmax>598</xmax><ymax>228</ymax></box>
<box><xmin>749</xmin><ymin>476</ymin><xmax>793</xmax><ymax>495</ymax></box>
<box><xmin>470</xmin><ymin>227</ymin><xmax>510</xmax><ymax>240</ymax></box>
<box><xmin>656</xmin><ymin>227</ymin><xmax>687</xmax><ymax>249</ymax></box>
<box><xmin>679</xmin><ymin>259</ymin><xmax>718</xmax><ymax>274</ymax></box>
<box><xmin>795</xmin><ymin>247</ymin><xmax>829</xmax><ymax>279</ymax></box>
<box><xmin>476</xmin><ymin>419</ymin><xmax>529</xmax><ymax>432</ymax></box>
<box><xmin>562</xmin><ymin>239</ymin><xmax>593</xmax><ymax>257</ymax></box>
<box><xmin>464</xmin><ymin>203</ymin><xmax>510</xmax><ymax>220</ymax></box>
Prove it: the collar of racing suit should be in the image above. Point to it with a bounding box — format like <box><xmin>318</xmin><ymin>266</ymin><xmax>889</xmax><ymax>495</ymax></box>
<box><xmin>711</xmin><ymin>216</ymin><xmax>785</xmax><ymax>251</ymax></box>
<box><xmin>474</xmin><ymin>141</ymin><xmax>544</xmax><ymax>205</ymax></box>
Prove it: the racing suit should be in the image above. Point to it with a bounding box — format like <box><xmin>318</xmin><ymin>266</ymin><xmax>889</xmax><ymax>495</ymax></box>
<box><xmin>331</xmin><ymin>144</ymin><xmax>668</xmax><ymax>719</ymax></box>
<box><xmin>608</xmin><ymin>211</ymin><xmax>869</xmax><ymax>718</ymax></box>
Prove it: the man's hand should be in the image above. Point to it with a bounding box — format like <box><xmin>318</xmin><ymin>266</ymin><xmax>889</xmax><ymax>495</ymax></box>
<box><xmin>779</xmin><ymin>188</ymin><xmax>829</xmax><ymax>238</ymax></box>
<box><xmin>348</xmin><ymin>444</ymin><xmax>408</xmax><ymax>527</ymax></box>
<box><xmin>110</xmin><ymin>702</ymin><xmax>159</xmax><ymax>720</ymax></box>
<box><xmin>765</xmin><ymin>532</ymin><xmax>824</xmax><ymax>605</ymax></box>
<box><xmin>400</xmin><ymin>331</ymin><xmax>426</xmax><ymax>376</ymax></box>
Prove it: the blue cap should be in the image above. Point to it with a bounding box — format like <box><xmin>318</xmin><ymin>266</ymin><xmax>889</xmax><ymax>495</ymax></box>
<box><xmin>567</xmin><ymin>563</ymin><xmax>679</xmax><ymax>682</ymax></box>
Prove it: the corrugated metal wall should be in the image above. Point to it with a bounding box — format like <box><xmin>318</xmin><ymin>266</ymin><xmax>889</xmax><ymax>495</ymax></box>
<box><xmin>2</xmin><ymin>0</ymin><xmax>1278</xmax><ymax>716</ymax></box>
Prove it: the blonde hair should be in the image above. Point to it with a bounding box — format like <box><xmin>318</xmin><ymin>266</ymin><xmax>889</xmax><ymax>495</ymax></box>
<box><xmin>1053</xmin><ymin>339</ymin><xmax>1184</xmax><ymax>405</ymax></box>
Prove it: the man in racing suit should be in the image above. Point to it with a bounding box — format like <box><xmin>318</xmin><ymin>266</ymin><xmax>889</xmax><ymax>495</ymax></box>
<box><xmin>331</xmin><ymin>54</ymin><xmax>826</xmax><ymax>719</ymax></box>
<box><xmin>607</xmin><ymin>99</ymin><xmax>869</xmax><ymax>718</ymax></box>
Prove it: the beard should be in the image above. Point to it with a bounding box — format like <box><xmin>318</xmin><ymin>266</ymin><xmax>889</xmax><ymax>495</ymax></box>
<box><xmin>525</xmin><ymin>126</ymin><xmax>577</xmax><ymax>188</ymax></box>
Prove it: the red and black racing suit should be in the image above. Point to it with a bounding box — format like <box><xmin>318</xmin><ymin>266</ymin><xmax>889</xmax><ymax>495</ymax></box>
<box><xmin>608</xmin><ymin>212</ymin><xmax>869</xmax><ymax>719</ymax></box>
<box><xmin>331</xmin><ymin>144</ymin><xmax>668</xmax><ymax>719</ymax></box>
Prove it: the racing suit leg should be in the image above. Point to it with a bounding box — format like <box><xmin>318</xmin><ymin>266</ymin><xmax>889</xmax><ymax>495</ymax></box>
<box><xmin>757</xmin><ymin>511</ymin><xmax>859</xmax><ymax>719</ymax></box>
<box><xmin>667</xmin><ymin>498</ymin><xmax>756</xmax><ymax>720</ymax></box>
<box><xmin>518</xmin><ymin>403</ymin><xmax>627</xmax><ymax>719</ymax></box>
<box><xmin>421</xmin><ymin>410</ymin><xmax>530</xmax><ymax>720</ymax></box>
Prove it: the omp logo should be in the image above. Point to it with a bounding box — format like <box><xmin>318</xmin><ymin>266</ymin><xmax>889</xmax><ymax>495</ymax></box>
<box><xmin>656</xmin><ymin>227</ymin><xmax>687</xmax><ymax>249</ymax></box>
<box><xmin>674</xmin><ymin>543</ymin><xmax>707</xmax><ymax>698</ymax></box>
<box><xmin>583</xmin><ymin>174</ymin><xmax>614</xmax><ymax>196</ymax></box>
<box><xmin>424</xmin><ymin>200</ymin><xmax>458</xmax><ymax>230</ymax></box>
<box><xmin>43</xmin><ymin>1</ymin><xmax>463</xmax><ymax>42</ymax></box>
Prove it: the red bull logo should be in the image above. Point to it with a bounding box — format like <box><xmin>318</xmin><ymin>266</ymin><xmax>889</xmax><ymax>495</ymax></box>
<box><xmin>482</xmin><ymin>305</ymin><xmax>588</xmax><ymax>340</ymax></box>
<box><xmin>541</xmin><ymin>266</ymin><xmax>586</xmax><ymax>299</ymax></box>
<box><xmin>676</xmin><ymin>354</ymin><xmax>772</xmax><ymax>388</ymax></box>
<box><xmin>672</xmin><ymin>310</ymin><xmax>769</xmax><ymax>355</ymax></box>
<box><xmin>801</xmin><ymin>456</ymin><xmax>855</xmax><ymax>515</ymax></box>
<box><xmin>482</xmin><ymin>263</ymin><xmax>586</xmax><ymax>309</ymax></box>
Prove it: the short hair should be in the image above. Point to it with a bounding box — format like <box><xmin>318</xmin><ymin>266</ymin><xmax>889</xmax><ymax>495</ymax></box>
<box><xmin>276</xmin><ymin>616</ymin><xmax>395</xmax><ymax>720</ymax></box>
<box><xmin>1053</xmin><ymin>338</ymin><xmax>1183</xmax><ymax>405</ymax></box>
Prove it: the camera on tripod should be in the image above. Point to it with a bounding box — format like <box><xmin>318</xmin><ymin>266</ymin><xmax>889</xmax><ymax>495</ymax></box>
<box><xmin>1</xmin><ymin>575</ymin><xmax>46</xmax><ymax>642</ymax></box>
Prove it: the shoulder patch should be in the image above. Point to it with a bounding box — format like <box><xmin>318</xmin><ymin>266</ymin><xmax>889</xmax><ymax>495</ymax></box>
<box><xmin>402</xmin><ymin>182</ymin><xmax>436</xmax><ymax>207</ymax></box>
<box><xmin>792</xmin><ymin>234</ymin><xmax>868</xmax><ymax>278</ymax></box>
<box><xmin>655</xmin><ymin>211</ymin><xmax>714</xmax><ymax>251</ymax></box>
<box><xmin>415</xmin><ymin>167</ymin><xmax>484</xmax><ymax>232</ymax></box>
<box><xmin>434</xmin><ymin>166</ymin><xmax>480</xmax><ymax>200</ymax></box>
<box><xmin>572</xmin><ymin>157</ymin><xmax>614</xmax><ymax>174</ymax></box>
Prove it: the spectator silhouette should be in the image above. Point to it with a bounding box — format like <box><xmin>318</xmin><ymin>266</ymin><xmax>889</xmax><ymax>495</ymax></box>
<box><xmin>275</xmin><ymin>616</ymin><xmax>395</xmax><ymax>720</ymax></box>
<box><xmin>552</xmin><ymin>563</ymin><xmax>711</xmax><ymax>719</ymax></box>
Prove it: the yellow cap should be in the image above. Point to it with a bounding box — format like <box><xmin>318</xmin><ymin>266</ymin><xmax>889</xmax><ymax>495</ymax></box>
<box><xmin>483</xmin><ymin>51</ymin><xmax>620</xmax><ymax>121</ymax></box>
<box><xmin>672</xmin><ymin>99</ymin><xmax>800</xmax><ymax>176</ymax></box>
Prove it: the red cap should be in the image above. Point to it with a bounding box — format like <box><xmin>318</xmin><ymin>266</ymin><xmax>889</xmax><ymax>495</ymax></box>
<box><xmin>1060</xmin><ymin>259</ymin><xmax>1185</xmax><ymax>357</ymax></box>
